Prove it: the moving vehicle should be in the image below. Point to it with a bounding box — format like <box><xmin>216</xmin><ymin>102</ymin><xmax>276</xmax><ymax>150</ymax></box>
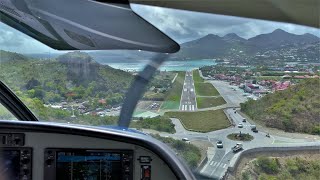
<box><xmin>216</xmin><ymin>140</ymin><xmax>223</xmax><ymax>148</ymax></box>
<box><xmin>232</xmin><ymin>143</ymin><xmax>243</xmax><ymax>153</ymax></box>
<box><xmin>238</xmin><ymin>123</ymin><xmax>244</xmax><ymax>128</ymax></box>
<box><xmin>242</xmin><ymin>118</ymin><xmax>247</xmax><ymax>122</ymax></box>
<box><xmin>182</xmin><ymin>138</ymin><xmax>190</xmax><ymax>141</ymax></box>
<box><xmin>251</xmin><ymin>125</ymin><xmax>259</xmax><ymax>133</ymax></box>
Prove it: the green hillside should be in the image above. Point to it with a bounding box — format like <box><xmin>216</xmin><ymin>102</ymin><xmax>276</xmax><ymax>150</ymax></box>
<box><xmin>241</xmin><ymin>79</ymin><xmax>320</xmax><ymax>135</ymax></box>
<box><xmin>0</xmin><ymin>51</ymin><xmax>133</xmax><ymax>106</ymax></box>
<box><xmin>0</xmin><ymin>50</ymin><xmax>29</xmax><ymax>62</ymax></box>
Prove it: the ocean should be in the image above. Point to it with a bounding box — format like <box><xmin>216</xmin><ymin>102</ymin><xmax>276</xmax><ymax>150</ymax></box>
<box><xmin>103</xmin><ymin>59</ymin><xmax>216</xmax><ymax>71</ymax></box>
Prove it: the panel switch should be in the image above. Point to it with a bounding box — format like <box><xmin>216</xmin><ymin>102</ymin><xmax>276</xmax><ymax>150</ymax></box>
<box><xmin>141</xmin><ymin>165</ymin><xmax>151</xmax><ymax>180</ymax></box>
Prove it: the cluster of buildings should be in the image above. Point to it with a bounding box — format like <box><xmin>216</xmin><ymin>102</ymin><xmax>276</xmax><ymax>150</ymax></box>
<box><xmin>45</xmin><ymin>100</ymin><xmax>122</xmax><ymax>117</ymax></box>
<box><xmin>201</xmin><ymin>62</ymin><xmax>320</xmax><ymax>100</ymax></box>
<box><xmin>239</xmin><ymin>80</ymin><xmax>291</xmax><ymax>95</ymax></box>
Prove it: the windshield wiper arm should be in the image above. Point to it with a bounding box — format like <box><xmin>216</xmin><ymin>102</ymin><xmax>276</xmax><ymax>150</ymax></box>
<box><xmin>118</xmin><ymin>53</ymin><xmax>169</xmax><ymax>127</ymax></box>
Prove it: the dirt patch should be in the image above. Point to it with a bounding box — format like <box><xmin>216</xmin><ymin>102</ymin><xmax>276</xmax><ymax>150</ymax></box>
<box><xmin>191</xmin><ymin>140</ymin><xmax>214</xmax><ymax>161</ymax></box>
<box><xmin>226</xmin><ymin>150</ymin><xmax>320</xmax><ymax>180</ymax></box>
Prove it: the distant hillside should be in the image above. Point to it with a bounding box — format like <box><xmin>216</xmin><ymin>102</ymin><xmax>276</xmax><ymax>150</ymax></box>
<box><xmin>0</xmin><ymin>51</ymin><xmax>133</xmax><ymax>105</ymax></box>
<box><xmin>0</xmin><ymin>50</ymin><xmax>29</xmax><ymax>62</ymax></box>
<box><xmin>170</xmin><ymin>29</ymin><xmax>320</xmax><ymax>62</ymax></box>
<box><xmin>171</xmin><ymin>33</ymin><xmax>250</xmax><ymax>59</ymax></box>
<box><xmin>241</xmin><ymin>79</ymin><xmax>320</xmax><ymax>135</ymax></box>
<box><xmin>248</xmin><ymin>29</ymin><xmax>319</xmax><ymax>49</ymax></box>
<box><xmin>22</xmin><ymin>29</ymin><xmax>320</xmax><ymax>64</ymax></box>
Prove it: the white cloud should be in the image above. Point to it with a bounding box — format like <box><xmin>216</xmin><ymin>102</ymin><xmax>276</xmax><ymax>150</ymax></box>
<box><xmin>0</xmin><ymin>4</ymin><xmax>319</xmax><ymax>54</ymax></box>
<box><xmin>0</xmin><ymin>23</ymin><xmax>55</xmax><ymax>54</ymax></box>
<box><xmin>132</xmin><ymin>4</ymin><xmax>320</xmax><ymax>41</ymax></box>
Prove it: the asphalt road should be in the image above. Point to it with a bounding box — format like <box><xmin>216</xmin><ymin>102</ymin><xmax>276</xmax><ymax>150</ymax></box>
<box><xmin>180</xmin><ymin>71</ymin><xmax>197</xmax><ymax>111</ymax></box>
<box><xmin>147</xmin><ymin>75</ymin><xmax>320</xmax><ymax>179</ymax></box>
<box><xmin>209</xmin><ymin>80</ymin><xmax>247</xmax><ymax>107</ymax></box>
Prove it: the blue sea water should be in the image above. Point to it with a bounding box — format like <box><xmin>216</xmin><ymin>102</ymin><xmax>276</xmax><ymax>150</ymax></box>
<box><xmin>103</xmin><ymin>59</ymin><xmax>216</xmax><ymax>71</ymax></box>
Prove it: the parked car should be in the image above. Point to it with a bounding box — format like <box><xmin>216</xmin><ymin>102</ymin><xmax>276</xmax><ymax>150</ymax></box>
<box><xmin>216</xmin><ymin>140</ymin><xmax>223</xmax><ymax>148</ymax></box>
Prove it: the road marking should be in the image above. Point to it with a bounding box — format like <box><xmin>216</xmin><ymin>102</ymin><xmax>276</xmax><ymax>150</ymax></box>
<box><xmin>190</xmin><ymin>88</ymin><xmax>194</xmax><ymax>92</ymax></box>
<box><xmin>216</xmin><ymin>162</ymin><xmax>221</xmax><ymax>167</ymax></box>
<box><xmin>271</xmin><ymin>135</ymin><xmax>275</xmax><ymax>144</ymax></box>
<box><xmin>184</xmin><ymin>88</ymin><xmax>187</xmax><ymax>91</ymax></box>
<box><xmin>191</xmin><ymin>105</ymin><xmax>195</xmax><ymax>111</ymax></box>
<box><xmin>189</xmin><ymin>105</ymin><xmax>192</xmax><ymax>111</ymax></box>
<box><xmin>210</xmin><ymin>161</ymin><xmax>214</xmax><ymax>166</ymax></box>
<box><xmin>181</xmin><ymin>105</ymin><xmax>185</xmax><ymax>111</ymax></box>
<box><xmin>210</xmin><ymin>153</ymin><xmax>229</xmax><ymax>176</ymax></box>
<box><xmin>213</xmin><ymin>162</ymin><xmax>217</xmax><ymax>167</ymax></box>
<box><xmin>223</xmin><ymin>164</ymin><xmax>227</xmax><ymax>168</ymax></box>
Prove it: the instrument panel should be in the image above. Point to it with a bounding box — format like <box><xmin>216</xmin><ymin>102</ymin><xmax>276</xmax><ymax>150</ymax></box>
<box><xmin>1</xmin><ymin>132</ymin><xmax>174</xmax><ymax>180</ymax></box>
<box><xmin>0</xmin><ymin>121</ymin><xmax>194</xmax><ymax>180</ymax></box>
<box><xmin>1</xmin><ymin>147</ymin><xmax>32</xmax><ymax>180</ymax></box>
<box><xmin>44</xmin><ymin>149</ymin><xmax>133</xmax><ymax>180</ymax></box>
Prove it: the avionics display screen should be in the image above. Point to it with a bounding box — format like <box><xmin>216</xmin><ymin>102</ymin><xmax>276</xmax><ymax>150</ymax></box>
<box><xmin>0</xmin><ymin>150</ymin><xmax>20</xmax><ymax>180</ymax></box>
<box><xmin>56</xmin><ymin>150</ymin><xmax>131</xmax><ymax>180</ymax></box>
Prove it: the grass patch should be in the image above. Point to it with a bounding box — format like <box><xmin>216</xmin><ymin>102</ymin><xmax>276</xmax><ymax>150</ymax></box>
<box><xmin>152</xmin><ymin>134</ymin><xmax>201</xmax><ymax>169</ymax></box>
<box><xmin>227</xmin><ymin>133</ymin><xmax>254</xmax><ymax>141</ymax></box>
<box><xmin>195</xmin><ymin>82</ymin><xmax>220</xmax><ymax>96</ymax></box>
<box><xmin>164</xmin><ymin>72</ymin><xmax>185</xmax><ymax>102</ymax></box>
<box><xmin>254</xmin><ymin>76</ymin><xmax>282</xmax><ymax>81</ymax></box>
<box><xmin>160</xmin><ymin>101</ymin><xmax>180</xmax><ymax>110</ymax></box>
<box><xmin>143</xmin><ymin>91</ymin><xmax>166</xmax><ymax>100</ymax></box>
<box><xmin>165</xmin><ymin>109</ymin><xmax>230</xmax><ymax>132</ymax></box>
<box><xmin>192</xmin><ymin>70</ymin><xmax>204</xmax><ymax>83</ymax></box>
<box><xmin>131</xmin><ymin>116</ymin><xmax>176</xmax><ymax>133</ymax></box>
<box><xmin>197</xmin><ymin>96</ymin><xmax>226</xmax><ymax>109</ymax></box>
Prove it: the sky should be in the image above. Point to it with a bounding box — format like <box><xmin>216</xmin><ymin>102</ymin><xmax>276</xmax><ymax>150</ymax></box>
<box><xmin>0</xmin><ymin>4</ymin><xmax>319</xmax><ymax>54</ymax></box>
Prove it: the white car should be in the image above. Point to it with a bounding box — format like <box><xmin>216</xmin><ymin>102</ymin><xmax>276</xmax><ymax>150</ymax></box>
<box><xmin>182</xmin><ymin>138</ymin><xmax>189</xmax><ymax>141</ymax></box>
<box><xmin>238</xmin><ymin>123</ymin><xmax>244</xmax><ymax>128</ymax></box>
<box><xmin>216</xmin><ymin>140</ymin><xmax>223</xmax><ymax>148</ymax></box>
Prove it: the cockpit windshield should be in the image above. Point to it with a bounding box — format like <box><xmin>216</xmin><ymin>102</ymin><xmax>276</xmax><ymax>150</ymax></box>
<box><xmin>1</xmin><ymin>3</ymin><xmax>320</xmax><ymax>179</ymax></box>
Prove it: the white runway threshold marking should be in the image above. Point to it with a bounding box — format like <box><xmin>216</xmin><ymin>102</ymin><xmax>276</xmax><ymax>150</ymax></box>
<box><xmin>213</xmin><ymin>162</ymin><xmax>217</xmax><ymax>166</ymax></box>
